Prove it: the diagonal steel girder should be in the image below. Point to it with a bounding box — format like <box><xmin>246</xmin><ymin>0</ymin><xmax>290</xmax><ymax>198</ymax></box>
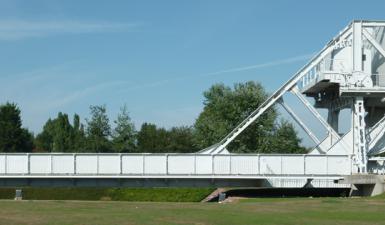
<box><xmin>363</xmin><ymin>28</ymin><xmax>385</xmax><ymax>58</ymax></box>
<box><xmin>210</xmin><ymin>26</ymin><xmax>354</xmax><ymax>154</ymax></box>
<box><xmin>277</xmin><ymin>98</ymin><xmax>325</xmax><ymax>154</ymax></box>
<box><xmin>290</xmin><ymin>86</ymin><xmax>351</xmax><ymax>153</ymax></box>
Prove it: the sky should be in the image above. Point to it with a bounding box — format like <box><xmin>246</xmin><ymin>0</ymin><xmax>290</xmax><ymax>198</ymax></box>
<box><xmin>0</xmin><ymin>0</ymin><xmax>385</xmax><ymax>147</ymax></box>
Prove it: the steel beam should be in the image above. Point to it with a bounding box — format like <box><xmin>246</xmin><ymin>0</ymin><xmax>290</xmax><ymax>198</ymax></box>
<box><xmin>291</xmin><ymin>86</ymin><xmax>340</xmax><ymax>142</ymax></box>
<box><xmin>210</xmin><ymin>26</ymin><xmax>353</xmax><ymax>152</ymax></box>
<box><xmin>363</xmin><ymin>28</ymin><xmax>385</xmax><ymax>59</ymax></box>
<box><xmin>278</xmin><ymin>98</ymin><xmax>324</xmax><ymax>153</ymax></box>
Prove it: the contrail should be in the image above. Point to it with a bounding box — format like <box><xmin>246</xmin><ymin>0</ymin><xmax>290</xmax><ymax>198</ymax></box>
<box><xmin>122</xmin><ymin>52</ymin><xmax>315</xmax><ymax>91</ymax></box>
<box><xmin>199</xmin><ymin>53</ymin><xmax>315</xmax><ymax>77</ymax></box>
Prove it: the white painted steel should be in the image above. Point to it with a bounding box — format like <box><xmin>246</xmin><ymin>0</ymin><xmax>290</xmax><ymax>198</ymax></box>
<box><xmin>121</xmin><ymin>155</ymin><xmax>143</xmax><ymax>174</ymax></box>
<box><xmin>260</xmin><ymin>156</ymin><xmax>282</xmax><ymax>175</ymax></box>
<box><xmin>30</xmin><ymin>155</ymin><xmax>51</xmax><ymax>174</ymax></box>
<box><xmin>305</xmin><ymin>156</ymin><xmax>327</xmax><ymax>175</ymax></box>
<box><xmin>98</xmin><ymin>155</ymin><xmax>120</xmax><ymax>174</ymax></box>
<box><xmin>52</xmin><ymin>154</ymin><xmax>74</xmax><ymax>174</ymax></box>
<box><xmin>144</xmin><ymin>155</ymin><xmax>167</xmax><ymax>174</ymax></box>
<box><xmin>0</xmin><ymin>153</ymin><xmax>352</xmax><ymax>176</ymax></box>
<box><xmin>6</xmin><ymin>154</ymin><xmax>28</xmax><ymax>174</ymax></box>
<box><xmin>195</xmin><ymin>155</ymin><xmax>212</xmax><ymax>174</ymax></box>
<box><xmin>75</xmin><ymin>155</ymin><xmax>97</xmax><ymax>174</ymax></box>
<box><xmin>281</xmin><ymin>155</ymin><xmax>304</xmax><ymax>175</ymax></box>
<box><xmin>0</xmin><ymin>155</ymin><xmax>5</xmax><ymax>174</ymax></box>
<box><xmin>213</xmin><ymin>155</ymin><xmax>230</xmax><ymax>174</ymax></box>
<box><xmin>168</xmin><ymin>155</ymin><xmax>195</xmax><ymax>174</ymax></box>
<box><xmin>230</xmin><ymin>155</ymin><xmax>259</xmax><ymax>175</ymax></box>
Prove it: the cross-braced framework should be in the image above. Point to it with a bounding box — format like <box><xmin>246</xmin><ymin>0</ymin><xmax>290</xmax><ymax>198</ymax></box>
<box><xmin>0</xmin><ymin>21</ymin><xmax>384</xmax><ymax>191</ymax></box>
<box><xmin>202</xmin><ymin>20</ymin><xmax>385</xmax><ymax>174</ymax></box>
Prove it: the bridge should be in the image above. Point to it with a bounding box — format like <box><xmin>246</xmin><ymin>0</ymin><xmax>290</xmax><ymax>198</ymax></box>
<box><xmin>1</xmin><ymin>20</ymin><xmax>385</xmax><ymax>195</ymax></box>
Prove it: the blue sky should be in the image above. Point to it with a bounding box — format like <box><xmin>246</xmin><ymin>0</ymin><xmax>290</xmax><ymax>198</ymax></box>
<box><xmin>0</xmin><ymin>0</ymin><xmax>384</xmax><ymax>147</ymax></box>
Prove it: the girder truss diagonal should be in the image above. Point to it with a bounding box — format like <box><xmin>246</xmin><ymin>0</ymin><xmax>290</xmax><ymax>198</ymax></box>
<box><xmin>207</xmin><ymin>25</ymin><xmax>353</xmax><ymax>155</ymax></box>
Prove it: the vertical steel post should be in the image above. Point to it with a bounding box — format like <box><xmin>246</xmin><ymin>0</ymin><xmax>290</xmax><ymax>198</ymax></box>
<box><xmin>353</xmin><ymin>97</ymin><xmax>368</xmax><ymax>173</ymax></box>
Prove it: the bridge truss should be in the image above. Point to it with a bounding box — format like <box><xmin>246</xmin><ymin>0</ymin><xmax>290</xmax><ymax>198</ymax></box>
<box><xmin>1</xmin><ymin>20</ymin><xmax>385</xmax><ymax>190</ymax></box>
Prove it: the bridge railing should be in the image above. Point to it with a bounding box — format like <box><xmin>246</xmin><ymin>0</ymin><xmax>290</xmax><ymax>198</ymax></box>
<box><xmin>0</xmin><ymin>153</ymin><xmax>352</xmax><ymax>177</ymax></box>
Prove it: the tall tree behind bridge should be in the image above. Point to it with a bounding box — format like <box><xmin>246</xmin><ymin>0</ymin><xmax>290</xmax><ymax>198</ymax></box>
<box><xmin>112</xmin><ymin>105</ymin><xmax>136</xmax><ymax>152</ymax></box>
<box><xmin>0</xmin><ymin>103</ymin><xmax>33</xmax><ymax>152</ymax></box>
<box><xmin>194</xmin><ymin>81</ymin><xmax>305</xmax><ymax>153</ymax></box>
<box><xmin>85</xmin><ymin>105</ymin><xmax>112</xmax><ymax>152</ymax></box>
<box><xmin>34</xmin><ymin>113</ymin><xmax>85</xmax><ymax>152</ymax></box>
<box><xmin>136</xmin><ymin>123</ymin><xmax>197</xmax><ymax>153</ymax></box>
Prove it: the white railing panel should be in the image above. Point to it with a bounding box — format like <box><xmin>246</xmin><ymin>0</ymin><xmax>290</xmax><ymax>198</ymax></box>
<box><xmin>168</xmin><ymin>155</ymin><xmax>195</xmax><ymax>174</ymax></box>
<box><xmin>195</xmin><ymin>155</ymin><xmax>212</xmax><ymax>174</ymax></box>
<box><xmin>327</xmin><ymin>156</ymin><xmax>350</xmax><ymax>175</ymax></box>
<box><xmin>30</xmin><ymin>155</ymin><xmax>51</xmax><ymax>174</ymax></box>
<box><xmin>76</xmin><ymin>155</ymin><xmax>97</xmax><ymax>174</ymax></box>
<box><xmin>122</xmin><ymin>155</ymin><xmax>143</xmax><ymax>174</ymax></box>
<box><xmin>230</xmin><ymin>155</ymin><xmax>258</xmax><ymax>175</ymax></box>
<box><xmin>281</xmin><ymin>156</ymin><xmax>304</xmax><ymax>175</ymax></box>
<box><xmin>98</xmin><ymin>155</ymin><xmax>120</xmax><ymax>174</ymax></box>
<box><xmin>213</xmin><ymin>155</ymin><xmax>230</xmax><ymax>174</ymax></box>
<box><xmin>144</xmin><ymin>155</ymin><xmax>167</xmax><ymax>174</ymax></box>
<box><xmin>52</xmin><ymin>155</ymin><xmax>74</xmax><ymax>174</ymax></box>
<box><xmin>6</xmin><ymin>154</ymin><xmax>28</xmax><ymax>174</ymax></box>
<box><xmin>305</xmin><ymin>155</ymin><xmax>327</xmax><ymax>175</ymax></box>
<box><xmin>260</xmin><ymin>156</ymin><xmax>281</xmax><ymax>174</ymax></box>
<box><xmin>0</xmin><ymin>155</ymin><xmax>5</xmax><ymax>174</ymax></box>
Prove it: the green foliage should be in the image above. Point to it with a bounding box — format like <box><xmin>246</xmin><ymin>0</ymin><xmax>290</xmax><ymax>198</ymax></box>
<box><xmin>34</xmin><ymin>113</ymin><xmax>85</xmax><ymax>152</ymax></box>
<box><xmin>112</xmin><ymin>105</ymin><xmax>136</xmax><ymax>152</ymax></box>
<box><xmin>85</xmin><ymin>105</ymin><xmax>112</xmax><ymax>152</ymax></box>
<box><xmin>269</xmin><ymin>120</ymin><xmax>307</xmax><ymax>154</ymax></box>
<box><xmin>137</xmin><ymin>123</ymin><xmax>167</xmax><ymax>152</ymax></box>
<box><xmin>166</xmin><ymin>126</ymin><xmax>198</xmax><ymax>153</ymax></box>
<box><xmin>137</xmin><ymin>123</ymin><xmax>197</xmax><ymax>153</ymax></box>
<box><xmin>0</xmin><ymin>187</ymin><xmax>214</xmax><ymax>202</ymax></box>
<box><xmin>194</xmin><ymin>82</ymin><xmax>305</xmax><ymax>153</ymax></box>
<box><xmin>0</xmin><ymin>102</ymin><xmax>34</xmax><ymax>152</ymax></box>
<box><xmin>2</xmin><ymin>81</ymin><xmax>305</xmax><ymax>153</ymax></box>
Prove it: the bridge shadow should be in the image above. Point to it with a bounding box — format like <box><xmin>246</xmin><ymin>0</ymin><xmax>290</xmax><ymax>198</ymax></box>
<box><xmin>209</xmin><ymin>188</ymin><xmax>350</xmax><ymax>201</ymax></box>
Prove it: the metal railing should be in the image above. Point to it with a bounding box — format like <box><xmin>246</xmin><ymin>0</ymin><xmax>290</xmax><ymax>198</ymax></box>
<box><xmin>299</xmin><ymin>59</ymin><xmax>350</xmax><ymax>89</ymax></box>
<box><xmin>0</xmin><ymin>153</ymin><xmax>352</xmax><ymax>177</ymax></box>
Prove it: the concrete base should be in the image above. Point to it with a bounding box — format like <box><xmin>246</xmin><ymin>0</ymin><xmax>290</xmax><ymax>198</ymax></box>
<box><xmin>341</xmin><ymin>175</ymin><xmax>385</xmax><ymax>196</ymax></box>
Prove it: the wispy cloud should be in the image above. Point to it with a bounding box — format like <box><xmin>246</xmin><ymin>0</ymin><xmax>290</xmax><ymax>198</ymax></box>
<box><xmin>45</xmin><ymin>80</ymin><xmax>131</xmax><ymax>110</ymax></box>
<box><xmin>120</xmin><ymin>52</ymin><xmax>316</xmax><ymax>92</ymax></box>
<box><xmin>0</xmin><ymin>20</ymin><xmax>142</xmax><ymax>40</ymax></box>
<box><xmin>200</xmin><ymin>53</ymin><xmax>316</xmax><ymax>77</ymax></box>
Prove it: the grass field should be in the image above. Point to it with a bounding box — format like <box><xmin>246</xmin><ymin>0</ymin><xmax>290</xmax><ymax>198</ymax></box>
<box><xmin>0</xmin><ymin>196</ymin><xmax>385</xmax><ymax>225</ymax></box>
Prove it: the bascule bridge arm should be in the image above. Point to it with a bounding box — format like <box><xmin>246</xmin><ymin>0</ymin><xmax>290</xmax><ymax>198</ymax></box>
<box><xmin>209</xmin><ymin>25</ymin><xmax>354</xmax><ymax>154</ymax></box>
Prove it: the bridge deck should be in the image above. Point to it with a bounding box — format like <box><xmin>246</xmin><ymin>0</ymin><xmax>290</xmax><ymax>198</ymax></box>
<box><xmin>0</xmin><ymin>153</ymin><xmax>352</xmax><ymax>178</ymax></box>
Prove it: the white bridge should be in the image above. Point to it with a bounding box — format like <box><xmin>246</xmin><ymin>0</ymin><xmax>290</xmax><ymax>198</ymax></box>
<box><xmin>2</xmin><ymin>20</ymin><xmax>385</xmax><ymax>194</ymax></box>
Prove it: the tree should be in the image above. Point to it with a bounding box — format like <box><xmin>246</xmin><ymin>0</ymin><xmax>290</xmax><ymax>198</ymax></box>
<box><xmin>194</xmin><ymin>81</ymin><xmax>305</xmax><ymax>153</ymax></box>
<box><xmin>269</xmin><ymin>120</ymin><xmax>307</xmax><ymax>154</ymax></box>
<box><xmin>0</xmin><ymin>102</ymin><xmax>33</xmax><ymax>152</ymax></box>
<box><xmin>137</xmin><ymin>123</ymin><xmax>165</xmax><ymax>152</ymax></box>
<box><xmin>85</xmin><ymin>105</ymin><xmax>111</xmax><ymax>152</ymax></box>
<box><xmin>72</xmin><ymin>114</ymin><xmax>86</xmax><ymax>152</ymax></box>
<box><xmin>194</xmin><ymin>82</ymin><xmax>277</xmax><ymax>153</ymax></box>
<box><xmin>34</xmin><ymin>113</ymin><xmax>85</xmax><ymax>152</ymax></box>
<box><xmin>112</xmin><ymin>105</ymin><xmax>136</xmax><ymax>152</ymax></box>
<box><xmin>166</xmin><ymin>126</ymin><xmax>197</xmax><ymax>153</ymax></box>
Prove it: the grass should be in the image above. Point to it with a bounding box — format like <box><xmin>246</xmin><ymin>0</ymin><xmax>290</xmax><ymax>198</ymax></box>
<box><xmin>0</xmin><ymin>197</ymin><xmax>384</xmax><ymax>225</ymax></box>
<box><xmin>0</xmin><ymin>187</ymin><xmax>214</xmax><ymax>202</ymax></box>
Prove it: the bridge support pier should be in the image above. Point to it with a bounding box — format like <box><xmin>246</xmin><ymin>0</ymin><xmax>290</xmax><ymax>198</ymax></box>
<box><xmin>341</xmin><ymin>175</ymin><xmax>385</xmax><ymax>196</ymax></box>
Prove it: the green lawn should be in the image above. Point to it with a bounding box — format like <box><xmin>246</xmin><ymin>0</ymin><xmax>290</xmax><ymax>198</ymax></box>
<box><xmin>0</xmin><ymin>197</ymin><xmax>385</xmax><ymax>225</ymax></box>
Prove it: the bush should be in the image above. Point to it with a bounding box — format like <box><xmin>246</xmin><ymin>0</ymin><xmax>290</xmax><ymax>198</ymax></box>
<box><xmin>0</xmin><ymin>187</ymin><xmax>214</xmax><ymax>202</ymax></box>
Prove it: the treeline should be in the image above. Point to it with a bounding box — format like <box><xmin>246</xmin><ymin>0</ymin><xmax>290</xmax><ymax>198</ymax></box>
<box><xmin>0</xmin><ymin>81</ymin><xmax>307</xmax><ymax>154</ymax></box>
